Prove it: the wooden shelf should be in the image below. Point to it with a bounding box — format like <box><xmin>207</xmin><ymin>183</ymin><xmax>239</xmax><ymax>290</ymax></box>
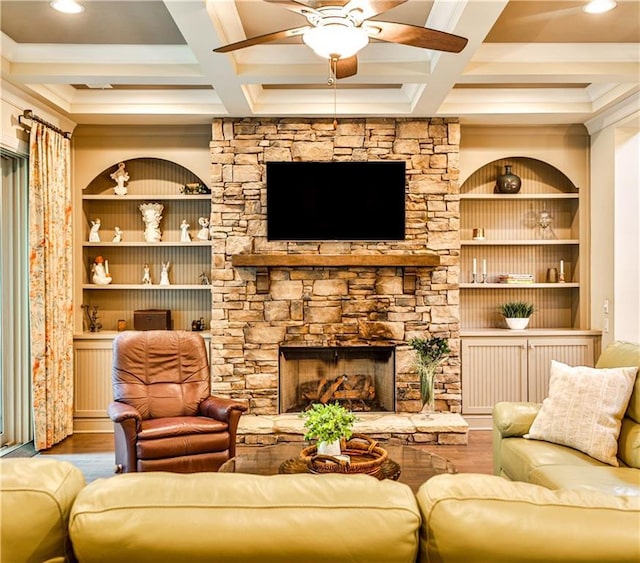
<box><xmin>83</xmin><ymin>241</ymin><xmax>213</xmax><ymax>247</ymax></box>
<box><xmin>82</xmin><ymin>194</ymin><xmax>211</xmax><ymax>200</ymax></box>
<box><xmin>460</xmin><ymin>193</ymin><xmax>579</xmax><ymax>200</ymax></box>
<box><xmin>74</xmin><ymin>331</ymin><xmax>212</xmax><ymax>339</ymax></box>
<box><xmin>461</xmin><ymin>329</ymin><xmax>601</xmax><ymax>337</ymax></box>
<box><xmin>231</xmin><ymin>253</ymin><xmax>441</xmax><ymax>268</ymax></box>
<box><xmin>82</xmin><ymin>284</ymin><xmax>211</xmax><ymax>290</ymax></box>
<box><xmin>459</xmin><ymin>283</ymin><xmax>579</xmax><ymax>289</ymax></box>
<box><xmin>461</xmin><ymin>239</ymin><xmax>579</xmax><ymax>246</ymax></box>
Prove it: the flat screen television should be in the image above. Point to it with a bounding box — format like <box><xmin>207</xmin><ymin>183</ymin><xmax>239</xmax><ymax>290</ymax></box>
<box><xmin>266</xmin><ymin>161</ymin><xmax>406</xmax><ymax>241</ymax></box>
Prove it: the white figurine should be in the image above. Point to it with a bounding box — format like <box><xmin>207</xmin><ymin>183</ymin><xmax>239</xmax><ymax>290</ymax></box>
<box><xmin>159</xmin><ymin>260</ymin><xmax>171</xmax><ymax>286</ymax></box>
<box><xmin>196</xmin><ymin>217</ymin><xmax>210</xmax><ymax>241</ymax></box>
<box><xmin>180</xmin><ymin>219</ymin><xmax>191</xmax><ymax>242</ymax></box>
<box><xmin>142</xmin><ymin>263</ymin><xmax>152</xmax><ymax>285</ymax></box>
<box><xmin>139</xmin><ymin>202</ymin><xmax>163</xmax><ymax>243</ymax></box>
<box><xmin>92</xmin><ymin>256</ymin><xmax>112</xmax><ymax>285</ymax></box>
<box><xmin>89</xmin><ymin>218</ymin><xmax>101</xmax><ymax>242</ymax></box>
<box><xmin>110</xmin><ymin>162</ymin><xmax>129</xmax><ymax>196</ymax></box>
<box><xmin>112</xmin><ymin>227</ymin><xmax>123</xmax><ymax>243</ymax></box>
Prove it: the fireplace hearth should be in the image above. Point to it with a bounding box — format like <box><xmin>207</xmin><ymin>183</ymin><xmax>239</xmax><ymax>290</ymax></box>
<box><xmin>279</xmin><ymin>346</ymin><xmax>395</xmax><ymax>413</ymax></box>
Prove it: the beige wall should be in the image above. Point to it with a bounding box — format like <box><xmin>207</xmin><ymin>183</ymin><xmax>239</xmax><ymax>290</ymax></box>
<box><xmin>459</xmin><ymin>125</ymin><xmax>589</xmax><ymax>189</ymax></box>
<box><xmin>1</xmin><ymin>80</ymin><xmax>75</xmax><ymax>155</ymax></box>
<box><xmin>588</xmin><ymin>100</ymin><xmax>640</xmax><ymax>347</ymax></box>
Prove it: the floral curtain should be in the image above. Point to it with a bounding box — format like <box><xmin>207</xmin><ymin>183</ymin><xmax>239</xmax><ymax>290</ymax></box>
<box><xmin>29</xmin><ymin>123</ymin><xmax>74</xmax><ymax>450</ymax></box>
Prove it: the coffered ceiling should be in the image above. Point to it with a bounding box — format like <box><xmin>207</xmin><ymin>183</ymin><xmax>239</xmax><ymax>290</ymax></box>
<box><xmin>1</xmin><ymin>0</ymin><xmax>638</xmax><ymax>125</ymax></box>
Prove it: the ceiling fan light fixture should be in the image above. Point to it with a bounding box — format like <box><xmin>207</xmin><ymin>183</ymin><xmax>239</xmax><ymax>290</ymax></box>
<box><xmin>303</xmin><ymin>24</ymin><xmax>369</xmax><ymax>60</ymax></box>
<box><xmin>50</xmin><ymin>0</ymin><xmax>85</xmax><ymax>14</ymax></box>
<box><xmin>582</xmin><ymin>0</ymin><xmax>617</xmax><ymax>14</ymax></box>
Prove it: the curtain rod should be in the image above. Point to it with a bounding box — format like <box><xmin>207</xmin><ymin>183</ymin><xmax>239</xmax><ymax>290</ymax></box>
<box><xmin>18</xmin><ymin>109</ymin><xmax>72</xmax><ymax>139</ymax></box>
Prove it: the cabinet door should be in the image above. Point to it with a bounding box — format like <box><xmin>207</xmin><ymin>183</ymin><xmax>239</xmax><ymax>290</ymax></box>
<box><xmin>461</xmin><ymin>338</ymin><xmax>528</xmax><ymax>415</ymax></box>
<box><xmin>527</xmin><ymin>337</ymin><xmax>596</xmax><ymax>403</ymax></box>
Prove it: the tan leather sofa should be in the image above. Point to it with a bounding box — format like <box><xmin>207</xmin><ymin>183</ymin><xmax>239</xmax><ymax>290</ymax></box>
<box><xmin>0</xmin><ymin>457</ymin><xmax>85</xmax><ymax>563</ymax></box>
<box><xmin>3</xmin><ymin>455</ymin><xmax>640</xmax><ymax>562</ymax></box>
<box><xmin>493</xmin><ymin>340</ymin><xmax>640</xmax><ymax>495</ymax></box>
<box><xmin>418</xmin><ymin>472</ymin><xmax>640</xmax><ymax>563</ymax></box>
<box><xmin>1</xmin><ymin>457</ymin><xmax>422</xmax><ymax>563</ymax></box>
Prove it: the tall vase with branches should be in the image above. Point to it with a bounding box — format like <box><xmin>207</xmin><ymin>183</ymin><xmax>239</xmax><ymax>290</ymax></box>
<box><xmin>409</xmin><ymin>336</ymin><xmax>450</xmax><ymax>412</ymax></box>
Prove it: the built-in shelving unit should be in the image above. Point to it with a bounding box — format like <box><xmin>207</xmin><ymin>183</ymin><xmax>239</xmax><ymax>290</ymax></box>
<box><xmin>459</xmin><ymin>154</ymin><xmax>600</xmax><ymax>429</ymax></box>
<box><xmin>78</xmin><ymin>157</ymin><xmax>212</xmax><ymax>333</ymax></box>
<box><xmin>460</xmin><ymin>156</ymin><xmax>583</xmax><ymax>330</ymax></box>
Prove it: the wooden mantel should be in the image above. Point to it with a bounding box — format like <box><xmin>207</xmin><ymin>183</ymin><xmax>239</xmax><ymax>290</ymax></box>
<box><xmin>231</xmin><ymin>253</ymin><xmax>441</xmax><ymax>268</ymax></box>
<box><xmin>231</xmin><ymin>253</ymin><xmax>441</xmax><ymax>294</ymax></box>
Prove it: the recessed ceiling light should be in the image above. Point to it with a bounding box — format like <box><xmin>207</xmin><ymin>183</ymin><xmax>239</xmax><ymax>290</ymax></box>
<box><xmin>583</xmin><ymin>0</ymin><xmax>617</xmax><ymax>14</ymax></box>
<box><xmin>50</xmin><ymin>0</ymin><xmax>85</xmax><ymax>14</ymax></box>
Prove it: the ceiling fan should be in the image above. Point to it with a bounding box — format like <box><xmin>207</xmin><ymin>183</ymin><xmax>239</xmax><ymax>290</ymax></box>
<box><xmin>213</xmin><ymin>0</ymin><xmax>468</xmax><ymax>80</ymax></box>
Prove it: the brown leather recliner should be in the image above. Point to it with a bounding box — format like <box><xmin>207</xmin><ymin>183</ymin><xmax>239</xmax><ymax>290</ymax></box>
<box><xmin>107</xmin><ymin>330</ymin><xmax>247</xmax><ymax>473</ymax></box>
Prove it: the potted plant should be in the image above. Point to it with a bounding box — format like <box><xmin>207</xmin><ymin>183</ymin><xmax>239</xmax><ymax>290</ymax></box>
<box><xmin>499</xmin><ymin>301</ymin><xmax>535</xmax><ymax>330</ymax></box>
<box><xmin>409</xmin><ymin>336</ymin><xmax>450</xmax><ymax>412</ymax></box>
<box><xmin>301</xmin><ymin>402</ymin><xmax>356</xmax><ymax>456</ymax></box>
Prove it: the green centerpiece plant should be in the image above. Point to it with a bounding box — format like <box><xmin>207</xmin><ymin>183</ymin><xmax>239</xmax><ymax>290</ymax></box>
<box><xmin>409</xmin><ymin>336</ymin><xmax>450</xmax><ymax>412</ymax></box>
<box><xmin>301</xmin><ymin>402</ymin><xmax>356</xmax><ymax>456</ymax></box>
<box><xmin>499</xmin><ymin>301</ymin><xmax>535</xmax><ymax>330</ymax></box>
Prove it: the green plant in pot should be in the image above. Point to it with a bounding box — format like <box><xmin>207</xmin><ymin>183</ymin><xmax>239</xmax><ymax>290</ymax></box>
<box><xmin>409</xmin><ymin>336</ymin><xmax>450</xmax><ymax>412</ymax></box>
<box><xmin>499</xmin><ymin>301</ymin><xmax>535</xmax><ymax>330</ymax></box>
<box><xmin>301</xmin><ymin>402</ymin><xmax>356</xmax><ymax>456</ymax></box>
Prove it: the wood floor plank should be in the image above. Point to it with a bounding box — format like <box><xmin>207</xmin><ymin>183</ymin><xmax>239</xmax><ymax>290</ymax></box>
<box><xmin>42</xmin><ymin>430</ymin><xmax>494</xmax><ymax>479</ymax></box>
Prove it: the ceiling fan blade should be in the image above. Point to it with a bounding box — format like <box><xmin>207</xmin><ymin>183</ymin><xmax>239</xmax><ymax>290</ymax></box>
<box><xmin>367</xmin><ymin>20</ymin><xmax>468</xmax><ymax>53</ymax></box>
<box><xmin>263</xmin><ymin>0</ymin><xmax>321</xmax><ymax>18</ymax></box>
<box><xmin>335</xmin><ymin>55</ymin><xmax>358</xmax><ymax>79</ymax></box>
<box><xmin>343</xmin><ymin>0</ymin><xmax>407</xmax><ymax>21</ymax></box>
<box><xmin>213</xmin><ymin>25</ymin><xmax>310</xmax><ymax>53</ymax></box>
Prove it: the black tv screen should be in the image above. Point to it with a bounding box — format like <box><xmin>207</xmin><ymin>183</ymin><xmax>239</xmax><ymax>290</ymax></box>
<box><xmin>266</xmin><ymin>161</ymin><xmax>406</xmax><ymax>241</ymax></box>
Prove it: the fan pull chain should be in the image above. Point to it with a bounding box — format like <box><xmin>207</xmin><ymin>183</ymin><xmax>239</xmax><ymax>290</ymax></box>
<box><xmin>328</xmin><ymin>56</ymin><xmax>338</xmax><ymax>130</ymax></box>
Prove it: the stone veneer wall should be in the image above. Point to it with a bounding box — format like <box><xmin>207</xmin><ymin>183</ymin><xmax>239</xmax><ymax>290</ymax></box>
<box><xmin>209</xmin><ymin>117</ymin><xmax>460</xmax><ymax>415</ymax></box>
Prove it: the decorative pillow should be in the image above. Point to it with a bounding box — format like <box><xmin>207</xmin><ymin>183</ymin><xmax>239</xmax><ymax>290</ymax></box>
<box><xmin>525</xmin><ymin>360</ymin><xmax>637</xmax><ymax>466</ymax></box>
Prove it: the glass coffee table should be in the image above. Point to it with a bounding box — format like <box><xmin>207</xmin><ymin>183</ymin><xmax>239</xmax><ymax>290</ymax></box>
<box><xmin>231</xmin><ymin>442</ymin><xmax>456</xmax><ymax>493</ymax></box>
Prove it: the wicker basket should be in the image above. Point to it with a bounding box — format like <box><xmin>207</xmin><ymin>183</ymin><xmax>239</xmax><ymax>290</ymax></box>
<box><xmin>300</xmin><ymin>434</ymin><xmax>388</xmax><ymax>478</ymax></box>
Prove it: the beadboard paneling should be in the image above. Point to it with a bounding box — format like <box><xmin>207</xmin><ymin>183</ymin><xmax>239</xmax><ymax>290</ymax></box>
<box><xmin>84</xmin><ymin>157</ymin><xmax>204</xmax><ymax>196</ymax></box>
<box><xmin>460</xmin><ymin>286</ymin><xmax>579</xmax><ymax>329</ymax></box>
<box><xmin>460</xmin><ymin>198</ymin><xmax>578</xmax><ymax>241</ymax></box>
<box><xmin>461</xmin><ymin>157</ymin><xmax>577</xmax><ymax>196</ymax></box>
<box><xmin>73</xmin><ymin>343</ymin><xmax>113</xmax><ymax>417</ymax></box>
<box><xmin>526</xmin><ymin>338</ymin><xmax>595</xmax><ymax>402</ymax></box>
<box><xmin>82</xmin><ymin>198</ymin><xmax>213</xmax><ymax>243</ymax></box>
<box><xmin>460</xmin><ymin>157</ymin><xmax>583</xmax><ymax>331</ymax></box>
<box><xmin>461</xmin><ymin>339</ymin><xmax>527</xmax><ymax>414</ymax></box>
<box><xmin>81</xmin><ymin>288</ymin><xmax>211</xmax><ymax>332</ymax></box>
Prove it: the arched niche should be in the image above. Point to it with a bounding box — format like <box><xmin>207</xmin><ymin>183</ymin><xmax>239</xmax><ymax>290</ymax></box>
<box><xmin>461</xmin><ymin>157</ymin><xmax>577</xmax><ymax>195</ymax></box>
<box><xmin>83</xmin><ymin>157</ymin><xmax>207</xmax><ymax>195</ymax></box>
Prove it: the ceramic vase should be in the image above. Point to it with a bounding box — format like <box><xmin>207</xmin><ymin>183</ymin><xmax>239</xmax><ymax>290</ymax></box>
<box><xmin>505</xmin><ymin>317</ymin><xmax>530</xmax><ymax>330</ymax></box>
<box><xmin>495</xmin><ymin>165</ymin><xmax>522</xmax><ymax>194</ymax></box>
<box><xmin>317</xmin><ymin>439</ymin><xmax>341</xmax><ymax>457</ymax></box>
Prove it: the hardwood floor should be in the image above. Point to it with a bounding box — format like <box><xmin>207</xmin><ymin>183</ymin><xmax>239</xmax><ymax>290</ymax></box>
<box><xmin>42</xmin><ymin>430</ymin><xmax>495</xmax><ymax>483</ymax></box>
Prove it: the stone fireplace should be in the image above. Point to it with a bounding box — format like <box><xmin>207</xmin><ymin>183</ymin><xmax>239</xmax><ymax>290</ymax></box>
<box><xmin>208</xmin><ymin>117</ymin><xmax>461</xmax><ymax>416</ymax></box>
<box><xmin>279</xmin><ymin>346</ymin><xmax>396</xmax><ymax>413</ymax></box>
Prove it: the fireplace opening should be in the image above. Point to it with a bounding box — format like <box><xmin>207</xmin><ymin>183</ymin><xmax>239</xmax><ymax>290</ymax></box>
<box><xmin>279</xmin><ymin>346</ymin><xmax>395</xmax><ymax>413</ymax></box>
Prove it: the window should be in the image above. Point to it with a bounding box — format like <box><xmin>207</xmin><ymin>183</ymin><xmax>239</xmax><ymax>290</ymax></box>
<box><xmin>0</xmin><ymin>149</ymin><xmax>32</xmax><ymax>452</ymax></box>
